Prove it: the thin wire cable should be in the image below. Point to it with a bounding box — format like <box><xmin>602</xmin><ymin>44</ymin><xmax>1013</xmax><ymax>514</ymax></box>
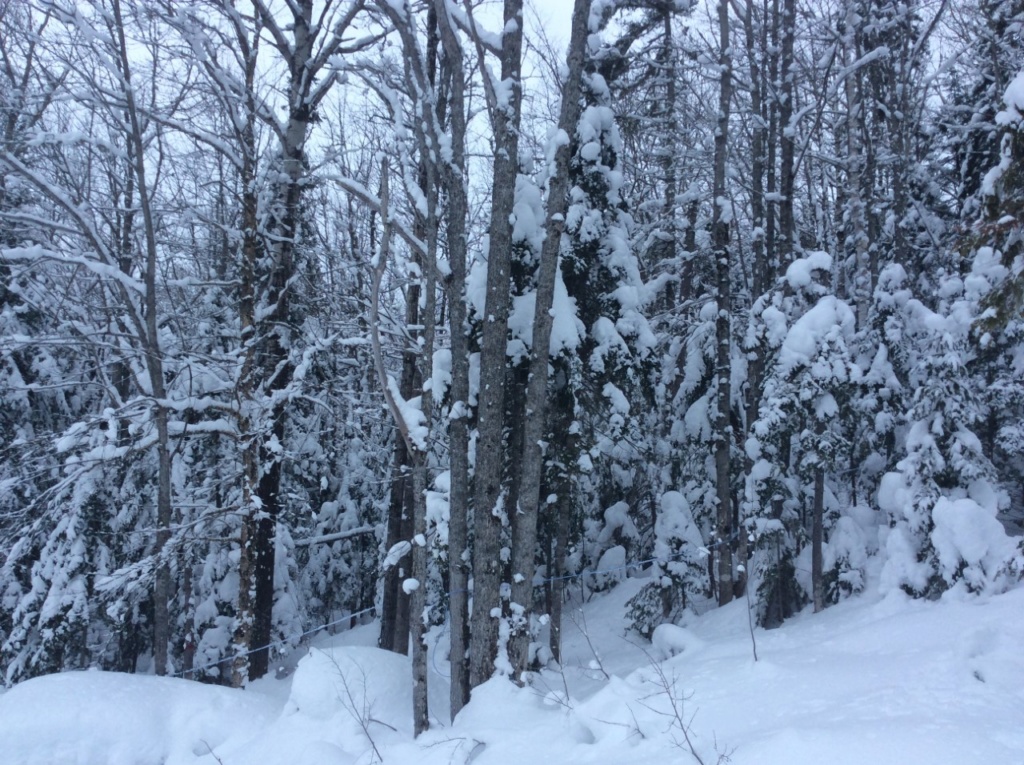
<box><xmin>176</xmin><ymin>530</ymin><xmax>744</xmax><ymax>680</ymax></box>
<box><xmin>175</xmin><ymin>604</ymin><xmax>378</xmax><ymax>678</ymax></box>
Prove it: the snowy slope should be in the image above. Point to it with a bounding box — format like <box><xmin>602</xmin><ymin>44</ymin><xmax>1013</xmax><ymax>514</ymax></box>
<box><xmin>1</xmin><ymin>582</ymin><xmax>1022</xmax><ymax>765</ymax></box>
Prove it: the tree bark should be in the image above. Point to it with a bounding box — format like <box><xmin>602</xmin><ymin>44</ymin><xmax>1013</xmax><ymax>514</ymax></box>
<box><xmin>812</xmin><ymin>435</ymin><xmax>825</xmax><ymax>613</ymax></box>
<box><xmin>232</xmin><ymin>0</ymin><xmax>366</xmax><ymax>683</ymax></box>
<box><xmin>657</xmin><ymin>7</ymin><xmax>679</xmax><ymax>311</ymax></box>
<box><xmin>778</xmin><ymin>0</ymin><xmax>796</xmax><ymax>266</ymax></box>
<box><xmin>551</xmin><ymin>490</ymin><xmax>572</xmax><ymax>664</ymax></box>
<box><xmin>111</xmin><ymin>0</ymin><xmax>173</xmax><ymax>675</ymax></box>
<box><xmin>380</xmin><ymin>437</ymin><xmax>414</xmax><ymax>654</ymax></box>
<box><xmin>507</xmin><ymin>0</ymin><xmax>591</xmax><ymax>682</ymax></box>
<box><xmin>411</xmin><ymin>8</ymin><xmax>441</xmax><ymax>736</ymax></box>
<box><xmin>468</xmin><ymin>0</ymin><xmax>525</xmax><ymax>691</ymax></box>
<box><xmin>739</xmin><ymin>0</ymin><xmax>769</xmax><ymax>600</ymax></box>
<box><xmin>434</xmin><ymin>0</ymin><xmax>471</xmax><ymax>717</ymax></box>
<box><xmin>765</xmin><ymin>0</ymin><xmax>779</xmax><ymax>274</ymax></box>
<box><xmin>845</xmin><ymin>0</ymin><xmax>871</xmax><ymax>329</ymax></box>
<box><xmin>232</xmin><ymin>9</ymin><xmax>264</xmax><ymax>687</ymax></box>
<box><xmin>713</xmin><ymin>0</ymin><xmax>734</xmax><ymax>607</ymax></box>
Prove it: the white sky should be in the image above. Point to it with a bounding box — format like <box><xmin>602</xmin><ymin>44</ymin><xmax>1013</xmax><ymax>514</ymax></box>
<box><xmin>527</xmin><ymin>0</ymin><xmax>575</xmax><ymax>48</ymax></box>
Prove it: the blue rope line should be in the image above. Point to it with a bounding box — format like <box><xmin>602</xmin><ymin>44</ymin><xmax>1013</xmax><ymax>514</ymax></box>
<box><xmin>446</xmin><ymin>530</ymin><xmax>740</xmax><ymax>595</ymax></box>
<box><xmin>175</xmin><ymin>604</ymin><xmax>378</xmax><ymax>678</ymax></box>
<box><xmin>431</xmin><ymin>615</ymin><xmax>451</xmax><ymax>680</ymax></box>
<box><xmin>176</xmin><ymin>530</ymin><xmax>742</xmax><ymax>679</ymax></box>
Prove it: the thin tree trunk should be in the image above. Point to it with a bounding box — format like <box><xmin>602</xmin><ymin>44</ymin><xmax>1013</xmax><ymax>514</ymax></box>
<box><xmin>778</xmin><ymin>0</ymin><xmax>796</xmax><ymax>265</ymax></box>
<box><xmin>435</xmin><ymin>0</ymin><xmax>471</xmax><ymax>714</ymax></box>
<box><xmin>658</xmin><ymin>7</ymin><xmax>679</xmax><ymax>311</ymax></box>
<box><xmin>379</xmin><ymin>253</ymin><xmax>420</xmax><ymax>654</ymax></box>
<box><xmin>182</xmin><ymin>560</ymin><xmax>196</xmax><ymax>676</ymax></box>
<box><xmin>845</xmin><ymin>0</ymin><xmax>870</xmax><ymax>328</ymax></box>
<box><xmin>548</xmin><ymin>472</ymin><xmax>572</xmax><ymax>664</ymax></box>
<box><xmin>235</xmin><ymin>0</ymin><xmax>361</xmax><ymax>681</ymax></box>
<box><xmin>765</xmin><ymin>0</ymin><xmax>779</xmax><ymax>274</ymax></box>
<box><xmin>740</xmin><ymin>0</ymin><xmax>767</xmax><ymax>599</ymax></box>
<box><xmin>234</xmin><ymin>180</ymin><xmax>260</xmax><ymax>686</ymax></box>
<box><xmin>812</xmin><ymin>456</ymin><xmax>825</xmax><ymax>612</ymax></box>
<box><xmin>508</xmin><ymin>0</ymin><xmax>591</xmax><ymax>681</ymax></box>
<box><xmin>245</xmin><ymin>0</ymin><xmax>325</xmax><ymax>680</ymax></box>
<box><xmin>410</xmin><ymin>218</ymin><xmax>437</xmax><ymax>735</ymax></box>
<box><xmin>111</xmin><ymin>0</ymin><xmax>173</xmax><ymax>675</ymax></box>
<box><xmin>380</xmin><ymin>438</ymin><xmax>413</xmax><ymax>654</ymax></box>
<box><xmin>713</xmin><ymin>0</ymin><xmax>734</xmax><ymax>607</ymax></box>
<box><xmin>743</xmin><ymin>0</ymin><xmax>768</xmax><ymax>300</ymax></box>
<box><xmin>409</xmin><ymin>7</ymin><xmax>441</xmax><ymax>735</ymax></box>
<box><xmin>369</xmin><ymin>164</ymin><xmax>431</xmax><ymax>710</ymax></box>
<box><xmin>228</xmin><ymin>10</ymin><xmax>263</xmax><ymax>686</ymax></box>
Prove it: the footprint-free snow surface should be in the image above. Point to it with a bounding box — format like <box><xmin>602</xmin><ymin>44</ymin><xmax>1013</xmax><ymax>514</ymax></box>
<box><xmin>2</xmin><ymin>580</ymin><xmax>1022</xmax><ymax>764</ymax></box>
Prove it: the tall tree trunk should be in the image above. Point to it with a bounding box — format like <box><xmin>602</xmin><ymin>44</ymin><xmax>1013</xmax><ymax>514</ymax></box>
<box><xmin>739</xmin><ymin>0</ymin><xmax>769</xmax><ymax>599</ymax></box>
<box><xmin>434</xmin><ymin>0</ymin><xmax>471</xmax><ymax>717</ymax></box>
<box><xmin>410</xmin><ymin>204</ymin><xmax>437</xmax><ymax>736</ymax></box>
<box><xmin>469</xmin><ymin>0</ymin><xmax>525</xmax><ymax>691</ymax></box>
<box><xmin>235</xmin><ymin>0</ymin><xmax>367</xmax><ymax>682</ymax></box>
<box><xmin>548</xmin><ymin>474</ymin><xmax>572</xmax><ymax>664</ymax></box>
<box><xmin>230</xmin><ymin>9</ymin><xmax>263</xmax><ymax>688</ymax></box>
<box><xmin>778</xmin><ymin>0</ymin><xmax>796</xmax><ymax>266</ymax></box>
<box><xmin>369</xmin><ymin>159</ymin><xmax>426</xmax><ymax>724</ymax></box>
<box><xmin>367</xmin><ymin>1</ymin><xmax>451</xmax><ymax>730</ymax></box>
<box><xmin>111</xmin><ymin>0</ymin><xmax>173</xmax><ymax>675</ymax></box>
<box><xmin>845</xmin><ymin>0</ymin><xmax>871</xmax><ymax>328</ymax></box>
<box><xmin>379</xmin><ymin>265</ymin><xmax>421</xmax><ymax>654</ymax></box>
<box><xmin>508</xmin><ymin>0</ymin><xmax>591</xmax><ymax>682</ymax></box>
<box><xmin>245</xmin><ymin>0</ymin><xmax>326</xmax><ymax>681</ymax></box>
<box><xmin>744</xmin><ymin>0</ymin><xmax>768</xmax><ymax>301</ymax></box>
<box><xmin>658</xmin><ymin>7</ymin><xmax>679</xmax><ymax>311</ymax></box>
<box><xmin>765</xmin><ymin>0</ymin><xmax>779</xmax><ymax>274</ymax></box>
<box><xmin>181</xmin><ymin>560</ymin><xmax>196</xmax><ymax>676</ymax></box>
<box><xmin>713</xmin><ymin>0</ymin><xmax>734</xmax><ymax>607</ymax></box>
<box><xmin>410</xmin><ymin>7</ymin><xmax>441</xmax><ymax>736</ymax></box>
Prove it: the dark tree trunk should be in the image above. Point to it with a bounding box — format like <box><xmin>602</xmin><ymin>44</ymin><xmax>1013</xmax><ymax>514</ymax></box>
<box><xmin>435</xmin><ymin>0</ymin><xmax>472</xmax><ymax>716</ymax></box>
<box><xmin>713</xmin><ymin>0</ymin><xmax>735</xmax><ymax>607</ymax></box>
<box><xmin>508</xmin><ymin>0</ymin><xmax>592</xmax><ymax>681</ymax></box>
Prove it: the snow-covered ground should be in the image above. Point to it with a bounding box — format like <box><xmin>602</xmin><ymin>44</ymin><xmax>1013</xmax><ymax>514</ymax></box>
<box><xmin>2</xmin><ymin>579</ymin><xmax>1022</xmax><ymax>765</ymax></box>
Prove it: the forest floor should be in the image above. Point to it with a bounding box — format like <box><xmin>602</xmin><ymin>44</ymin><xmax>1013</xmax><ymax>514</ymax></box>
<box><xmin>1</xmin><ymin>574</ymin><xmax>1023</xmax><ymax>765</ymax></box>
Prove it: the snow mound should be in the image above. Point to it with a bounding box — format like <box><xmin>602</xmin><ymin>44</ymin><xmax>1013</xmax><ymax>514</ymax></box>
<box><xmin>211</xmin><ymin>646</ymin><xmax>412</xmax><ymax>764</ymax></box>
<box><xmin>0</xmin><ymin>670</ymin><xmax>276</xmax><ymax>765</ymax></box>
<box><xmin>931</xmin><ymin>497</ymin><xmax>1017</xmax><ymax>592</ymax></box>
<box><xmin>286</xmin><ymin>645</ymin><xmax>412</xmax><ymax>733</ymax></box>
<box><xmin>651</xmin><ymin>623</ymin><xmax>704</xmax><ymax>659</ymax></box>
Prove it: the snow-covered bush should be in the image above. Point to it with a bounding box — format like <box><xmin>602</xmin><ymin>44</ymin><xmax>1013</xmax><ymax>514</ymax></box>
<box><xmin>626</xmin><ymin>491</ymin><xmax>707</xmax><ymax>639</ymax></box>
<box><xmin>587</xmin><ymin>502</ymin><xmax>639</xmax><ymax>593</ymax></box>
<box><xmin>878</xmin><ymin>255</ymin><xmax>1024</xmax><ymax>598</ymax></box>
<box><xmin>822</xmin><ymin>508</ymin><xmax>874</xmax><ymax>603</ymax></box>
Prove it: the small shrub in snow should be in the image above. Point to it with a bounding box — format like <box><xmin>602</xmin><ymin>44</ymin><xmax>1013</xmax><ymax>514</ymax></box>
<box><xmin>589</xmin><ymin>545</ymin><xmax>627</xmax><ymax>592</ymax></box>
<box><xmin>627</xmin><ymin>491</ymin><xmax>708</xmax><ymax>638</ymax></box>
<box><xmin>823</xmin><ymin>515</ymin><xmax>870</xmax><ymax>604</ymax></box>
<box><xmin>626</xmin><ymin>581</ymin><xmax>673</xmax><ymax>641</ymax></box>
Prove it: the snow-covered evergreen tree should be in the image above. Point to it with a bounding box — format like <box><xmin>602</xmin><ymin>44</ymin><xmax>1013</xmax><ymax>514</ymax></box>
<box><xmin>562</xmin><ymin>40</ymin><xmax>657</xmax><ymax>573</ymax></box>
<box><xmin>879</xmin><ymin>257</ymin><xmax>1021</xmax><ymax>596</ymax></box>
<box><xmin>747</xmin><ymin>252</ymin><xmax>859</xmax><ymax>624</ymax></box>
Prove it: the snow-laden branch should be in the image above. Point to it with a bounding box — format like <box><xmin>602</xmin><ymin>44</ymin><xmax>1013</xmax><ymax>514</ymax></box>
<box><xmin>0</xmin><ymin>244</ymin><xmax>145</xmax><ymax>295</ymax></box>
<box><xmin>366</xmin><ymin>160</ymin><xmax>427</xmax><ymax>456</ymax></box>
<box><xmin>292</xmin><ymin>525</ymin><xmax>377</xmax><ymax>548</ymax></box>
<box><xmin>328</xmin><ymin>174</ymin><xmax>427</xmax><ymax>258</ymax></box>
